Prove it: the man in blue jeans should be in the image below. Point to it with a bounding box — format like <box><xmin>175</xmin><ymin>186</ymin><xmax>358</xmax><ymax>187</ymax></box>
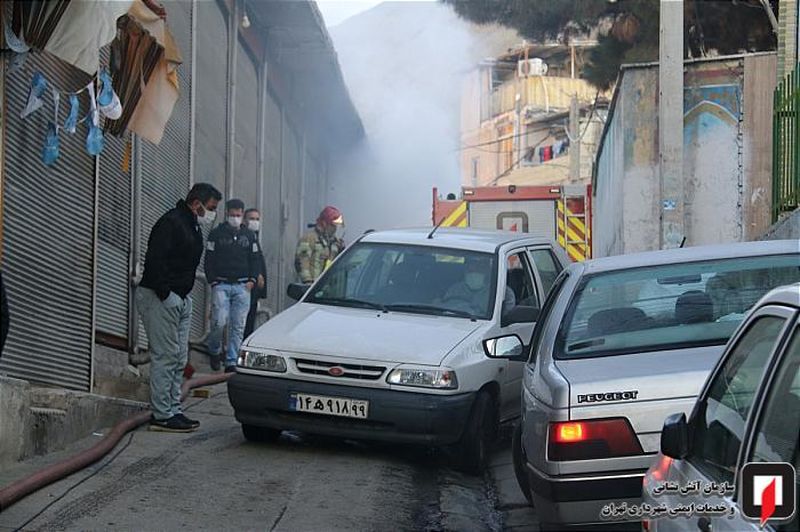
<box><xmin>205</xmin><ymin>199</ymin><xmax>261</xmax><ymax>372</ymax></box>
<box><xmin>138</xmin><ymin>183</ymin><xmax>221</xmax><ymax>433</ymax></box>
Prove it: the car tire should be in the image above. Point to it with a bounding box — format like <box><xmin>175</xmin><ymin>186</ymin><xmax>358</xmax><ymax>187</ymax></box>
<box><xmin>511</xmin><ymin>423</ymin><xmax>534</xmax><ymax>506</ymax></box>
<box><xmin>241</xmin><ymin>424</ymin><xmax>281</xmax><ymax>443</ymax></box>
<box><xmin>454</xmin><ymin>391</ymin><xmax>496</xmax><ymax>476</ymax></box>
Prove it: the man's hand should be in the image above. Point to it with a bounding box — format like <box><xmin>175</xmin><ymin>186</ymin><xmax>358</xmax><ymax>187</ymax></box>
<box><xmin>245</xmin><ymin>281</ymin><xmax>255</xmax><ymax>292</ymax></box>
<box><xmin>257</xmin><ymin>274</ymin><xmax>265</xmax><ymax>290</ymax></box>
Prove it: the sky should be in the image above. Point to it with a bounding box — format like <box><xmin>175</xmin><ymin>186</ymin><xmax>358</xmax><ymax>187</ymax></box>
<box><xmin>316</xmin><ymin>1</ymin><xmax>387</xmax><ymax>27</ymax></box>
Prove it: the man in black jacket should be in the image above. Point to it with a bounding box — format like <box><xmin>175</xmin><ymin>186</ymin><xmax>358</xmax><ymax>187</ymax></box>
<box><xmin>205</xmin><ymin>199</ymin><xmax>260</xmax><ymax>372</ymax></box>
<box><xmin>243</xmin><ymin>208</ymin><xmax>267</xmax><ymax>339</ymax></box>
<box><xmin>138</xmin><ymin>183</ymin><xmax>221</xmax><ymax>433</ymax></box>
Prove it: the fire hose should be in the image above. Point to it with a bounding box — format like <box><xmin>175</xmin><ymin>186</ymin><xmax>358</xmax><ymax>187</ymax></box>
<box><xmin>0</xmin><ymin>372</ymin><xmax>232</xmax><ymax>513</ymax></box>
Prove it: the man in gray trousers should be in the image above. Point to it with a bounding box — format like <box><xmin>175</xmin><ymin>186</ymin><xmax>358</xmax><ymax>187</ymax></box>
<box><xmin>137</xmin><ymin>183</ymin><xmax>221</xmax><ymax>432</ymax></box>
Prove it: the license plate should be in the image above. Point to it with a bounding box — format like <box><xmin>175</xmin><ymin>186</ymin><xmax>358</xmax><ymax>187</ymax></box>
<box><xmin>289</xmin><ymin>393</ymin><xmax>369</xmax><ymax>419</ymax></box>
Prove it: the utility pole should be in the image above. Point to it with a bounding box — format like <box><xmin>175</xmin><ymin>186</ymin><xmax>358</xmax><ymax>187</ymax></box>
<box><xmin>569</xmin><ymin>94</ymin><xmax>581</xmax><ymax>183</ymax></box>
<box><xmin>659</xmin><ymin>0</ymin><xmax>684</xmax><ymax>249</ymax></box>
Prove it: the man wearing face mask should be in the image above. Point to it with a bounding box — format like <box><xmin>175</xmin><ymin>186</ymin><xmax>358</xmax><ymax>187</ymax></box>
<box><xmin>243</xmin><ymin>208</ymin><xmax>267</xmax><ymax>338</ymax></box>
<box><xmin>205</xmin><ymin>199</ymin><xmax>261</xmax><ymax>372</ymax></box>
<box><xmin>294</xmin><ymin>206</ymin><xmax>345</xmax><ymax>284</ymax></box>
<box><xmin>138</xmin><ymin>182</ymin><xmax>221</xmax><ymax>433</ymax></box>
<box><xmin>441</xmin><ymin>255</ymin><xmax>515</xmax><ymax>317</ymax></box>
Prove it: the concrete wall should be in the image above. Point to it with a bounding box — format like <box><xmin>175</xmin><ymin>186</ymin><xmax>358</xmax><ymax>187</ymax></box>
<box><xmin>593</xmin><ymin>54</ymin><xmax>777</xmax><ymax>257</ymax></box>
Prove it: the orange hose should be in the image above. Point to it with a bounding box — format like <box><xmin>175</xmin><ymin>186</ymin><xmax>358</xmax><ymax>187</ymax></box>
<box><xmin>0</xmin><ymin>373</ymin><xmax>231</xmax><ymax>512</ymax></box>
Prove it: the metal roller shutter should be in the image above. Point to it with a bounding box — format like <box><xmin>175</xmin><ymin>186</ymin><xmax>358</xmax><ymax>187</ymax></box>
<box><xmin>233</xmin><ymin>41</ymin><xmax>258</xmax><ymax>209</ymax></box>
<box><xmin>96</xmin><ymin>44</ymin><xmax>132</xmax><ymax>342</ymax></box>
<box><xmin>281</xmin><ymin>116</ymin><xmax>302</xmax><ymax>310</ymax></box>
<box><xmin>1</xmin><ymin>53</ymin><xmax>96</xmax><ymax>390</ymax></box>
<box><xmin>137</xmin><ymin>0</ymin><xmax>194</xmax><ymax>347</ymax></box>
<box><xmin>193</xmin><ymin>0</ymin><xmax>227</xmax><ymax>194</ymax></box>
<box><xmin>261</xmin><ymin>89</ymin><xmax>282</xmax><ymax>313</ymax></box>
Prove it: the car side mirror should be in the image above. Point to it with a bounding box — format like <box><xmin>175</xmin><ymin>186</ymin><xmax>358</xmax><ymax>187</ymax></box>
<box><xmin>287</xmin><ymin>283</ymin><xmax>310</xmax><ymax>301</ymax></box>
<box><xmin>483</xmin><ymin>335</ymin><xmax>526</xmax><ymax>361</ymax></box>
<box><xmin>501</xmin><ymin>305</ymin><xmax>539</xmax><ymax>328</ymax></box>
<box><xmin>661</xmin><ymin>412</ymin><xmax>689</xmax><ymax>459</ymax></box>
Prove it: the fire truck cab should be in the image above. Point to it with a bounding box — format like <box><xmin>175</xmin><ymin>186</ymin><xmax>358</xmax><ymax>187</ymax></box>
<box><xmin>433</xmin><ymin>184</ymin><xmax>592</xmax><ymax>262</ymax></box>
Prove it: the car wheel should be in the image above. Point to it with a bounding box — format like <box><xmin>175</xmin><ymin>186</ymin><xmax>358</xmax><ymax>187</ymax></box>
<box><xmin>454</xmin><ymin>391</ymin><xmax>496</xmax><ymax>475</ymax></box>
<box><xmin>241</xmin><ymin>424</ymin><xmax>281</xmax><ymax>443</ymax></box>
<box><xmin>511</xmin><ymin>423</ymin><xmax>534</xmax><ymax>506</ymax></box>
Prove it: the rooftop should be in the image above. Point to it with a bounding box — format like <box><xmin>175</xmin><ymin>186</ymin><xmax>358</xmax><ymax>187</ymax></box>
<box><xmin>360</xmin><ymin>227</ymin><xmax>553</xmax><ymax>253</ymax></box>
<box><xmin>576</xmin><ymin>240</ymin><xmax>800</xmax><ymax>275</ymax></box>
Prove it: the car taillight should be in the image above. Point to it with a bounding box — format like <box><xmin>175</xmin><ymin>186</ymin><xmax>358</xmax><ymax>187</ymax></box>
<box><xmin>548</xmin><ymin>418</ymin><xmax>643</xmax><ymax>461</ymax></box>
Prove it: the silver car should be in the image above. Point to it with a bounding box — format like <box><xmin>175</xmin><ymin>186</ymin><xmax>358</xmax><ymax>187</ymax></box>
<box><xmin>641</xmin><ymin>283</ymin><xmax>799</xmax><ymax>532</ymax></box>
<box><xmin>498</xmin><ymin>240</ymin><xmax>800</xmax><ymax>529</ymax></box>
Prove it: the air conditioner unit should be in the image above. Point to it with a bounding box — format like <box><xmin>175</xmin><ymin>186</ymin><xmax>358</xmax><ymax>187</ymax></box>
<box><xmin>518</xmin><ymin>58</ymin><xmax>548</xmax><ymax>78</ymax></box>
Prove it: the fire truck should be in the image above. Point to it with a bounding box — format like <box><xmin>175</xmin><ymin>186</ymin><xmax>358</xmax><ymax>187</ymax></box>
<box><xmin>432</xmin><ymin>184</ymin><xmax>592</xmax><ymax>262</ymax></box>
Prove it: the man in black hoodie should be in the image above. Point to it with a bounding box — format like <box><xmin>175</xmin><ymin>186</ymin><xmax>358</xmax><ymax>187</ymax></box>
<box><xmin>138</xmin><ymin>183</ymin><xmax>221</xmax><ymax>433</ymax></box>
<box><xmin>205</xmin><ymin>199</ymin><xmax>261</xmax><ymax>372</ymax></box>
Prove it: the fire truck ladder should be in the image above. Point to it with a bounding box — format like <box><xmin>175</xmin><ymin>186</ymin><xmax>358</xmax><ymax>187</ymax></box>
<box><xmin>557</xmin><ymin>192</ymin><xmax>590</xmax><ymax>262</ymax></box>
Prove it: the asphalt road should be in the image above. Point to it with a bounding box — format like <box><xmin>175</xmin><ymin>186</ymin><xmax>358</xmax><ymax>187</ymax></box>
<box><xmin>0</xmin><ymin>384</ymin><xmax>507</xmax><ymax>532</ymax></box>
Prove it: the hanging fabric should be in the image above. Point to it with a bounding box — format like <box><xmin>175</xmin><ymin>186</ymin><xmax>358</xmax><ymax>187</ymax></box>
<box><xmin>11</xmin><ymin>0</ymin><xmax>71</xmax><ymax>52</ymax></box>
<box><xmin>97</xmin><ymin>68</ymin><xmax>122</xmax><ymax>120</ymax></box>
<box><xmin>64</xmin><ymin>93</ymin><xmax>79</xmax><ymax>133</ymax></box>
<box><xmin>105</xmin><ymin>14</ymin><xmax>163</xmax><ymax>137</ymax></box>
<box><xmin>3</xmin><ymin>2</ymin><xmax>29</xmax><ymax>53</ymax></box>
<box><xmin>86</xmin><ymin>81</ymin><xmax>105</xmax><ymax>156</ymax></box>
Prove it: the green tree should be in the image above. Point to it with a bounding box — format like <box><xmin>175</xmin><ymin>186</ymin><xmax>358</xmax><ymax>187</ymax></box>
<box><xmin>443</xmin><ymin>0</ymin><xmax>777</xmax><ymax>90</ymax></box>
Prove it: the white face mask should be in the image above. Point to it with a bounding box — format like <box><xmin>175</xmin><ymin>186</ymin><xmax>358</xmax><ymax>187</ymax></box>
<box><xmin>465</xmin><ymin>272</ymin><xmax>486</xmax><ymax>291</ymax></box>
<box><xmin>228</xmin><ymin>216</ymin><xmax>243</xmax><ymax>228</ymax></box>
<box><xmin>198</xmin><ymin>207</ymin><xmax>216</xmax><ymax>226</ymax></box>
<box><xmin>247</xmin><ymin>220</ymin><xmax>261</xmax><ymax>232</ymax></box>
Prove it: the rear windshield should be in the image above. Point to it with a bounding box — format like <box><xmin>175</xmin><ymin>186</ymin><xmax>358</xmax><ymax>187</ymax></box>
<box><xmin>557</xmin><ymin>254</ymin><xmax>800</xmax><ymax>359</ymax></box>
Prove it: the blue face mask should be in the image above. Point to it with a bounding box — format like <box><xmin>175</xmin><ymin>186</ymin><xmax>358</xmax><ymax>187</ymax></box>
<box><xmin>42</xmin><ymin>122</ymin><xmax>60</xmax><ymax>166</ymax></box>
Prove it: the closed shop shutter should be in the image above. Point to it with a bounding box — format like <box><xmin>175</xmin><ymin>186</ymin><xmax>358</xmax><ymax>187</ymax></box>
<box><xmin>261</xmin><ymin>89</ymin><xmax>282</xmax><ymax>313</ymax></box>
<box><xmin>1</xmin><ymin>53</ymin><xmax>95</xmax><ymax>390</ymax></box>
<box><xmin>233</xmin><ymin>42</ymin><xmax>259</xmax><ymax>209</ymax></box>
<box><xmin>281</xmin><ymin>116</ymin><xmax>302</xmax><ymax>310</ymax></box>
<box><xmin>96</xmin><ymin>45</ymin><xmax>132</xmax><ymax>343</ymax></box>
<box><xmin>194</xmin><ymin>0</ymin><xmax>228</xmax><ymax>195</ymax></box>
<box><xmin>138</xmin><ymin>0</ymin><xmax>194</xmax><ymax>347</ymax></box>
<box><xmin>303</xmin><ymin>152</ymin><xmax>323</xmax><ymax>228</ymax></box>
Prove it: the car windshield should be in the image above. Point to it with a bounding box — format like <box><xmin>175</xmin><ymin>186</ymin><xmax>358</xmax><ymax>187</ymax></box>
<box><xmin>305</xmin><ymin>242</ymin><xmax>498</xmax><ymax>320</ymax></box>
<box><xmin>558</xmin><ymin>254</ymin><xmax>800</xmax><ymax>359</ymax></box>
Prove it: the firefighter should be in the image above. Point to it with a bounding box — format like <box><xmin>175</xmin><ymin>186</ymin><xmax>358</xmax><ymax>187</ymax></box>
<box><xmin>294</xmin><ymin>206</ymin><xmax>345</xmax><ymax>284</ymax></box>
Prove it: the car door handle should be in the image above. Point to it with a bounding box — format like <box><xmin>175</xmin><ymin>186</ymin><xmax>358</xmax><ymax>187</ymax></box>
<box><xmin>697</xmin><ymin>517</ymin><xmax>712</xmax><ymax>532</ymax></box>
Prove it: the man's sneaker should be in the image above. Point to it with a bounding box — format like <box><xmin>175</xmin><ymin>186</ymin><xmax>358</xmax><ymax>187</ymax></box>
<box><xmin>209</xmin><ymin>354</ymin><xmax>221</xmax><ymax>371</ymax></box>
<box><xmin>224</xmin><ymin>365</ymin><xmax>236</xmax><ymax>374</ymax></box>
<box><xmin>149</xmin><ymin>415</ymin><xmax>197</xmax><ymax>433</ymax></box>
<box><xmin>175</xmin><ymin>413</ymin><xmax>200</xmax><ymax>429</ymax></box>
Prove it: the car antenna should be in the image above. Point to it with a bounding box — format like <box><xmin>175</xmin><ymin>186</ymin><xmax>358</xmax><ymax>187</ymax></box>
<box><xmin>427</xmin><ymin>217</ymin><xmax>446</xmax><ymax>239</ymax></box>
<box><xmin>679</xmin><ymin>237</ymin><xmax>686</xmax><ymax>248</ymax></box>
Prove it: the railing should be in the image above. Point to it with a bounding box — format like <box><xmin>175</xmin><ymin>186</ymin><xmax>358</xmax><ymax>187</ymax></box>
<box><xmin>773</xmin><ymin>63</ymin><xmax>800</xmax><ymax>222</ymax></box>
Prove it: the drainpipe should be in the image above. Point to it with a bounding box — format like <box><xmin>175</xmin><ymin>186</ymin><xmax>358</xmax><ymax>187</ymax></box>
<box><xmin>226</xmin><ymin>0</ymin><xmax>239</xmax><ymax>199</ymax></box>
<box><xmin>128</xmin><ymin>134</ymin><xmax>143</xmax><ymax>359</ymax></box>
<box><xmin>90</xmin><ymin>151</ymin><xmax>100</xmax><ymax>392</ymax></box>
<box><xmin>189</xmin><ymin>0</ymin><xmax>198</xmax><ymax>186</ymax></box>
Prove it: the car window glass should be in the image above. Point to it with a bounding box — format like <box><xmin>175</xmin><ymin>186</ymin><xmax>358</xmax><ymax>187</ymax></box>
<box><xmin>528</xmin><ymin>270</ymin><xmax>568</xmax><ymax>363</ymax></box>
<box><xmin>689</xmin><ymin>316</ymin><xmax>786</xmax><ymax>484</ymax></box>
<box><xmin>558</xmin><ymin>254</ymin><xmax>800</xmax><ymax>359</ymax></box>
<box><xmin>529</xmin><ymin>249</ymin><xmax>562</xmax><ymax>295</ymax></box>
<box><xmin>506</xmin><ymin>252</ymin><xmax>538</xmax><ymax>312</ymax></box>
<box><xmin>750</xmin><ymin>327</ymin><xmax>800</xmax><ymax>466</ymax></box>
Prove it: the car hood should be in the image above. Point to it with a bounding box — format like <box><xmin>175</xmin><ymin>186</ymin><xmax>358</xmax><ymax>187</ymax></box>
<box><xmin>245</xmin><ymin>302</ymin><xmax>483</xmax><ymax>365</ymax></box>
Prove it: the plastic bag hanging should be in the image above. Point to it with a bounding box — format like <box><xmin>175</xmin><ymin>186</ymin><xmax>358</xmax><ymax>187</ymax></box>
<box><xmin>97</xmin><ymin>69</ymin><xmax>122</xmax><ymax>120</ymax></box>
<box><xmin>85</xmin><ymin>82</ymin><xmax>104</xmax><ymax>156</ymax></box>
<box><xmin>64</xmin><ymin>93</ymin><xmax>79</xmax><ymax>134</ymax></box>
<box><xmin>42</xmin><ymin>90</ymin><xmax>60</xmax><ymax>166</ymax></box>
<box><xmin>21</xmin><ymin>72</ymin><xmax>48</xmax><ymax>119</ymax></box>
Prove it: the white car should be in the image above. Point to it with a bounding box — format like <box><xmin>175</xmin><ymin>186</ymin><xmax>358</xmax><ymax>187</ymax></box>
<box><xmin>641</xmin><ymin>283</ymin><xmax>800</xmax><ymax>532</ymax></box>
<box><xmin>227</xmin><ymin>227</ymin><xmax>568</xmax><ymax>473</ymax></box>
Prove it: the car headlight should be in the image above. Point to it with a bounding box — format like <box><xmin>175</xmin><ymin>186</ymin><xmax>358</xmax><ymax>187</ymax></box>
<box><xmin>237</xmin><ymin>350</ymin><xmax>287</xmax><ymax>372</ymax></box>
<box><xmin>386</xmin><ymin>367</ymin><xmax>458</xmax><ymax>389</ymax></box>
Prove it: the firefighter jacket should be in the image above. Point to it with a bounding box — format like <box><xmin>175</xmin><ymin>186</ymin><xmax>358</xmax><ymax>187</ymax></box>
<box><xmin>204</xmin><ymin>223</ymin><xmax>260</xmax><ymax>285</ymax></box>
<box><xmin>294</xmin><ymin>227</ymin><xmax>344</xmax><ymax>284</ymax></box>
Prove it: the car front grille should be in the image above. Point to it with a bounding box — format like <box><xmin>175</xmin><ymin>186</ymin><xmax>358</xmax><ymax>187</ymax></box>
<box><xmin>293</xmin><ymin>358</ymin><xmax>387</xmax><ymax>381</ymax></box>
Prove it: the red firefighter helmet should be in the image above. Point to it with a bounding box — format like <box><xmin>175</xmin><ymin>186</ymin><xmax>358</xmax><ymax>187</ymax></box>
<box><xmin>318</xmin><ymin>205</ymin><xmax>343</xmax><ymax>226</ymax></box>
